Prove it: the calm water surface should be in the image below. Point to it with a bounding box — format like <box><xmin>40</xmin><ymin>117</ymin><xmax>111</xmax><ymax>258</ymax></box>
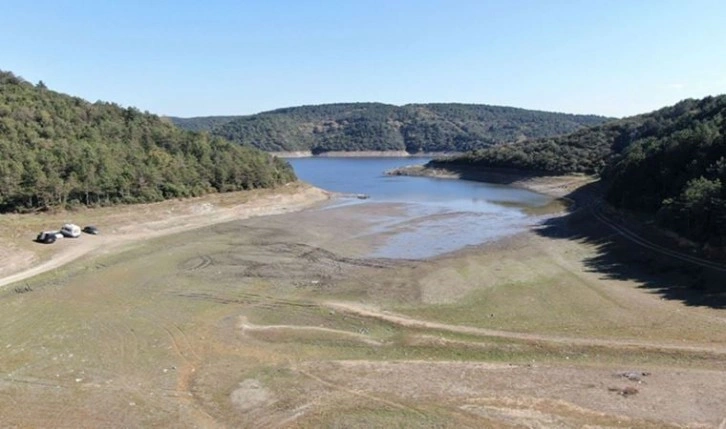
<box><xmin>288</xmin><ymin>157</ymin><xmax>553</xmax><ymax>259</ymax></box>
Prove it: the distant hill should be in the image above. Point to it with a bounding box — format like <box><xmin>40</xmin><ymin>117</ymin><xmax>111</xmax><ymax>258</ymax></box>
<box><xmin>170</xmin><ymin>103</ymin><xmax>610</xmax><ymax>153</ymax></box>
<box><xmin>169</xmin><ymin>115</ymin><xmax>239</xmax><ymax>133</ymax></box>
<box><xmin>0</xmin><ymin>71</ymin><xmax>295</xmax><ymax>212</ymax></box>
<box><xmin>432</xmin><ymin>95</ymin><xmax>726</xmax><ymax>246</ymax></box>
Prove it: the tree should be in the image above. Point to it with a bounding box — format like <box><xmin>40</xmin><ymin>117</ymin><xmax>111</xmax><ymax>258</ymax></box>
<box><xmin>0</xmin><ymin>69</ymin><xmax>297</xmax><ymax>212</ymax></box>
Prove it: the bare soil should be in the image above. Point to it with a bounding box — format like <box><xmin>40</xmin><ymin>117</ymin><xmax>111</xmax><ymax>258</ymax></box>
<box><xmin>0</xmin><ymin>180</ymin><xmax>724</xmax><ymax>428</ymax></box>
<box><xmin>0</xmin><ymin>182</ymin><xmax>330</xmax><ymax>288</ymax></box>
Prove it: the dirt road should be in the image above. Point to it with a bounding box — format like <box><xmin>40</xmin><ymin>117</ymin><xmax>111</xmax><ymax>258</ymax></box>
<box><xmin>324</xmin><ymin>301</ymin><xmax>726</xmax><ymax>356</ymax></box>
<box><xmin>0</xmin><ymin>184</ymin><xmax>330</xmax><ymax>288</ymax></box>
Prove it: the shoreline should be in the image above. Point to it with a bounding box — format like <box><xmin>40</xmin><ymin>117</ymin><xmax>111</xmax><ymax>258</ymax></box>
<box><xmin>0</xmin><ymin>165</ymin><xmax>583</xmax><ymax>290</ymax></box>
<box><xmin>386</xmin><ymin>164</ymin><xmax>597</xmax><ymax>199</ymax></box>
<box><xmin>4</xmin><ymin>166</ymin><xmax>725</xmax><ymax>427</ymax></box>
<box><xmin>271</xmin><ymin>150</ymin><xmax>460</xmax><ymax>158</ymax></box>
<box><xmin>0</xmin><ymin>182</ymin><xmax>331</xmax><ymax>288</ymax></box>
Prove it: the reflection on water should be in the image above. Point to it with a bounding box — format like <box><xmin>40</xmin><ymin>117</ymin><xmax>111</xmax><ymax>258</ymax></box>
<box><xmin>287</xmin><ymin>157</ymin><xmax>554</xmax><ymax>259</ymax></box>
<box><xmin>364</xmin><ymin>204</ymin><xmax>532</xmax><ymax>259</ymax></box>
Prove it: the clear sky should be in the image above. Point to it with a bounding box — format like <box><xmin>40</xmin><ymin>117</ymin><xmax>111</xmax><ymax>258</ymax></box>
<box><xmin>3</xmin><ymin>0</ymin><xmax>725</xmax><ymax>118</ymax></box>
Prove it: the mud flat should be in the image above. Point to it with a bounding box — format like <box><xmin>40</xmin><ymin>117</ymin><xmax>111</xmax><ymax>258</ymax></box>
<box><xmin>0</xmin><ymin>179</ymin><xmax>725</xmax><ymax>428</ymax></box>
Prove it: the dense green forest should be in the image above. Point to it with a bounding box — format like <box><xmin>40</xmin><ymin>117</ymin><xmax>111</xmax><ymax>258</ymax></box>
<box><xmin>429</xmin><ymin>118</ymin><xmax>643</xmax><ymax>174</ymax></box>
<box><xmin>170</xmin><ymin>103</ymin><xmax>609</xmax><ymax>153</ymax></box>
<box><xmin>604</xmin><ymin>96</ymin><xmax>726</xmax><ymax>246</ymax></box>
<box><xmin>433</xmin><ymin>95</ymin><xmax>726</xmax><ymax>246</ymax></box>
<box><xmin>0</xmin><ymin>71</ymin><xmax>296</xmax><ymax>212</ymax></box>
<box><xmin>169</xmin><ymin>115</ymin><xmax>239</xmax><ymax>133</ymax></box>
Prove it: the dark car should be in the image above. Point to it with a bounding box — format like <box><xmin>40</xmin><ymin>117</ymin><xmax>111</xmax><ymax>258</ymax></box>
<box><xmin>82</xmin><ymin>225</ymin><xmax>99</xmax><ymax>235</ymax></box>
<box><xmin>36</xmin><ymin>231</ymin><xmax>57</xmax><ymax>244</ymax></box>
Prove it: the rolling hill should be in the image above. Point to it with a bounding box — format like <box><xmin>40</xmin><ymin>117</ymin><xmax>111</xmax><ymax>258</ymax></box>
<box><xmin>431</xmin><ymin>95</ymin><xmax>726</xmax><ymax>246</ymax></box>
<box><xmin>0</xmin><ymin>71</ymin><xmax>296</xmax><ymax>212</ymax></box>
<box><xmin>170</xmin><ymin>103</ymin><xmax>610</xmax><ymax>153</ymax></box>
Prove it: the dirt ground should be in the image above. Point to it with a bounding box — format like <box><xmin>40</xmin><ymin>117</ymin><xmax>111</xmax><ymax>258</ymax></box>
<box><xmin>0</xmin><ymin>182</ymin><xmax>330</xmax><ymax>288</ymax></box>
<box><xmin>0</xmin><ymin>180</ymin><xmax>725</xmax><ymax>428</ymax></box>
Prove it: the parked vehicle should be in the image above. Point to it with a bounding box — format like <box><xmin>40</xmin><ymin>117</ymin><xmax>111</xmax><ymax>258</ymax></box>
<box><xmin>60</xmin><ymin>223</ymin><xmax>82</xmax><ymax>238</ymax></box>
<box><xmin>36</xmin><ymin>231</ymin><xmax>57</xmax><ymax>244</ymax></box>
<box><xmin>82</xmin><ymin>225</ymin><xmax>99</xmax><ymax>235</ymax></box>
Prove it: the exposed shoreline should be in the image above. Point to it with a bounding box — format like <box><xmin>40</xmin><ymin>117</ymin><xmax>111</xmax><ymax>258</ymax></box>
<box><xmin>3</xmin><ymin>164</ymin><xmax>725</xmax><ymax>427</ymax></box>
<box><xmin>0</xmin><ymin>182</ymin><xmax>331</xmax><ymax>288</ymax></box>
<box><xmin>271</xmin><ymin>150</ymin><xmax>460</xmax><ymax>158</ymax></box>
<box><xmin>0</xmin><ymin>164</ymin><xmax>584</xmax><ymax>289</ymax></box>
<box><xmin>0</xmin><ymin>163</ymin><xmax>591</xmax><ymax>290</ymax></box>
<box><xmin>386</xmin><ymin>163</ymin><xmax>596</xmax><ymax>198</ymax></box>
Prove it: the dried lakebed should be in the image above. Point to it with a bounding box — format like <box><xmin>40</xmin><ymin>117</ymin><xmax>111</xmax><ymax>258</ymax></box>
<box><xmin>1</xmin><ymin>157</ymin><xmax>725</xmax><ymax>427</ymax></box>
<box><xmin>1</xmin><ymin>187</ymin><xmax>725</xmax><ymax>427</ymax></box>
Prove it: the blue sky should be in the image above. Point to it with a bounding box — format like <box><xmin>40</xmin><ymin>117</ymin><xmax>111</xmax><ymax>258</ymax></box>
<box><xmin>3</xmin><ymin>0</ymin><xmax>725</xmax><ymax>118</ymax></box>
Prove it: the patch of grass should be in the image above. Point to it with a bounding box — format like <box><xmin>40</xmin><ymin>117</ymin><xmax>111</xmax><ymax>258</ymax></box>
<box><xmin>396</xmin><ymin>275</ymin><xmax>620</xmax><ymax>338</ymax></box>
<box><xmin>298</xmin><ymin>404</ymin><xmax>476</xmax><ymax>429</ymax></box>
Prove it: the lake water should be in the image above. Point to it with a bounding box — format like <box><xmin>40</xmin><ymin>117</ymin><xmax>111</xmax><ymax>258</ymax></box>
<box><xmin>287</xmin><ymin>157</ymin><xmax>553</xmax><ymax>259</ymax></box>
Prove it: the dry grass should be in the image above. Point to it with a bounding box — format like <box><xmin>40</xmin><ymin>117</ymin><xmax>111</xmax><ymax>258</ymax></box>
<box><xmin>0</xmin><ymin>182</ymin><xmax>329</xmax><ymax>284</ymax></box>
<box><xmin>0</xmin><ymin>186</ymin><xmax>725</xmax><ymax>427</ymax></box>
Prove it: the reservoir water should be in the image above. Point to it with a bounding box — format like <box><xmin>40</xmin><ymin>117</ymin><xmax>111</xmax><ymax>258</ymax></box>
<box><xmin>287</xmin><ymin>157</ymin><xmax>554</xmax><ymax>259</ymax></box>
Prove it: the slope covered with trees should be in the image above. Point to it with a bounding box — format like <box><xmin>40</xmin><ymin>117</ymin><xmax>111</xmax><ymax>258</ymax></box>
<box><xmin>0</xmin><ymin>71</ymin><xmax>295</xmax><ymax>212</ymax></box>
<box><xmin>430</xmin><ymin>113</ymin><xmax>650</xmax><ymax>174</ymax></box>
<box><xmin>169</xmin><ymin>115</ymin><xmax>238</xmax><ymax>133</ymax></box>
<box><xmin>171</xmin><ymin>103</ymin><xmax>609</xmax><ymax>153</ymax></box>
<box><xmin>433</xmin><ymin>95</ymin><xmax>726</xmax><ymax>246</ymax></box>
<box><xmin>603</xmin><ymin>96</ymin><xmax>726</xmax><ymax>246</ymax></box>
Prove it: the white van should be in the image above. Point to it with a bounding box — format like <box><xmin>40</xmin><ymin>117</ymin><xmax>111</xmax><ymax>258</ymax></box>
<box><xmin>60</xmin><ymin>223</ymin><xmax>82</xmax><ymax>238</ymax></box>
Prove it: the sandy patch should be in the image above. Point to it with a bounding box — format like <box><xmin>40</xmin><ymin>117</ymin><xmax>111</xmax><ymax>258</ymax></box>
<box><xmin>230</xmin><ymin>379</ymin><xmax>274</xmax><ymax>412</ymax></box>
<box><xmin>238</xmin><ymin>316</ymin><xmax>383</xmax><ymax>346</ymax></box>
<box><xmin>0</xmin><ymin>245</ymin><xmax>37</xmax><ymax>279</ymax></box>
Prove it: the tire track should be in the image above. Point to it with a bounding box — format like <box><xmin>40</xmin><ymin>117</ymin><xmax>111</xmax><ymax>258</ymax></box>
<box><xmin>160</xmin><ymin>324</ymin><xmax>221</xmax><ymax>428</ymax></box>
<box><xmin>238</xmin><ymin>316</ymin><xmax>383</xmax><ymax>346</ymax></box>
<box><xmin>324</xmin><ymin>301</ymin><xmax>726</xmax><ymax>356</ymax></box>
<box><xmin>181</xmin><ymin>255</ymin><xmax>213</xmax><ymax>272</ymax></box>
<box><xmin>294</xmin><ymin>367</ymin><xmax>428</xmax><ymax>419</ymax></box>
<box><xmin>0</xmin><ymin>184</ymin><xmax>330</xmax><ymax>290</ymax></box>
<box><xmin>174</xmin><ymin>291</ymin><xmax>319</xmax><ymax>309</ymax></box>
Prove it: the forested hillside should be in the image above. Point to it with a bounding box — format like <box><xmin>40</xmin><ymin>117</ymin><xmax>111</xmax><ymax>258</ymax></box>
<box><xmin>169</xmin><ymin>115</ymin><xmax>238</xmax><ymax>132</ymax></box>
<box><xmin>604</xmin><ymin>96</ymin><xmax>726</xmax><ymax>246</ymax></box>
<box><xmin>432</xmin><ymin>95</ymin><xmax>726</xmax><ymax>246</ymax></box>
<box><xmin>0</xmin><ymin>71</ymin><xmax>295</xmax><ymax>212</ymax></box>
<box><xmin>171</xmin><ymin>103</ymin><xmax>609</xmax><ymax>153</ymax></box>
<box><xmin>430</xmin><ymin>113</ymin><xmax>651</xmax><ymax>174</ymax></box>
